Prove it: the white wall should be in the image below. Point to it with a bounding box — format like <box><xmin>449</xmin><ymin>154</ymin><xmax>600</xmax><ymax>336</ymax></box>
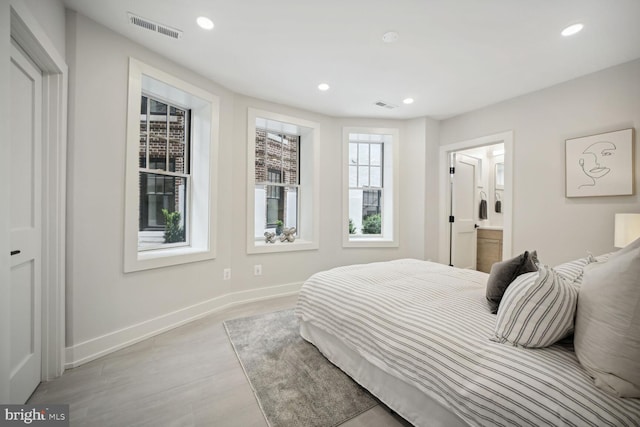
<box><xmin>23</xmin><ymin>0</ymin><xmax>66</xmax><ymax>57</ymax></box>
<box><xmin>65</xmin><ymin>11</ymin><xmax>234</xmax><ymax>362</ymax></box>
<box><xmin>64</xmin><ymin>12</ymin><xmax>429</xmax><ymax>365</ymax></box>
<box><xmin>438</xmin><ymin>59</ymin><xmax>640</xmax><ymax>265</ymax></box>
<box><xmin>423</xmin><ymin>117</ymin><xmax>441</xmax><ymax>261</ymax></box>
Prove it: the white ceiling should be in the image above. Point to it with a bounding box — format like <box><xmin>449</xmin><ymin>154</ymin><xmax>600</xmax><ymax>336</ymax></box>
<box><xmin>62</xmin><ymin>0</ymin><xmax>640</xmax><ymax>120</ymax></box>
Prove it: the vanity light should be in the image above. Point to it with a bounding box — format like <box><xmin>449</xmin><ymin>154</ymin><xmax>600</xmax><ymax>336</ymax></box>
<box><xmin>317</xmin><ymin>83</ymin><xmax>330</xmax><ymax>91</ymax></box>
<box><xmin>197</xmin><ymin>16</ymin><xmax>214</xmax><ymax>30</ymax></box>
<box><xmin>402</xmin><ymin>98</ymin><xmax>414</xmax><ymax>105</ymax></box>
<box><xmin>561</xmin><ymin>23</ymin><xmax>583</xmax><ymax>37</ymax></box>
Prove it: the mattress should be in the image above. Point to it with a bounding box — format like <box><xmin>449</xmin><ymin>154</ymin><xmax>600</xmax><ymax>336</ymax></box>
<box><xmin>295</xmin><ymin>259</ymin><xmax>640</xmax><ymax>427</ymax></box>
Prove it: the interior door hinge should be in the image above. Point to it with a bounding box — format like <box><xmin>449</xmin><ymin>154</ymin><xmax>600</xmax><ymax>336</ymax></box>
<box><xmin>449</xmin><ymin>167</ymin><xmax>455</xmax><ymax>174</ymax></box>
<box><xmin>449</xmin><ymin>216</ymin><xmax>455</xmax><ymax>223</ymax></box>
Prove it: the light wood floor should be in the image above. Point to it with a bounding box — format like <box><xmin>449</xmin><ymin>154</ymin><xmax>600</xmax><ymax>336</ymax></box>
<box><xmin>28</xmin><ymin>295</ymin><xmax>409</xmax><ymax>426</ymax></box>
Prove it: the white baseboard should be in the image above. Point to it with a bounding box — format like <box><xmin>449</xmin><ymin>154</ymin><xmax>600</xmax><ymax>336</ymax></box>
<box><xmin>64</xmin><ymin>282</ymin><xmax>302</xmax><ymax>368</ymax></box>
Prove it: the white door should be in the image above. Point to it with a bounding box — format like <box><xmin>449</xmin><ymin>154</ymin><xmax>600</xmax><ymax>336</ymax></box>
<box><xmin>9</xmin><ymin>42</ymin><xmax>43</xmax><ymax>404</ymax></box>
<box><xmin>452</xmin><ymin>154</ymin><xmax>478</xmax><ymax>269</ymax></box>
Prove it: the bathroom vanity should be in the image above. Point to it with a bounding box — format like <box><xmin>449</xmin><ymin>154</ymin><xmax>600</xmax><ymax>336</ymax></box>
<box><xmin>476</xmin><ymin>227</ymin><xmax>503</xmax><ymax>273</ymax></box>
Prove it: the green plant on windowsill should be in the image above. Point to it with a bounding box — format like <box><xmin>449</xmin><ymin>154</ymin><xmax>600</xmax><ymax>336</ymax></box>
<box><xmin>275</xmin><ymin>220</ymin><xmax>284</xmax><ymax>236</ymax></box>
<box><xmin>162</xmin><ymin>208</ymin><xmax>185</xmax><ymax>243</ymax></box>
<box><xmin>348</xmin><ymin>218</ymin><xmax>356</xmax><ymax>234</ymax></box>
<box><xmin>362</xmin><ymin>214</ymin><xmax>381</xmax><ymax>234</ymax></box>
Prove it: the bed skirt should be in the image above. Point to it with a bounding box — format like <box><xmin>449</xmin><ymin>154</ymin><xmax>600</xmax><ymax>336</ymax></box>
<box><xmin>299</xmin><ymin>319</ymin><xmax>468</xmax><ymax>427</ymax></box>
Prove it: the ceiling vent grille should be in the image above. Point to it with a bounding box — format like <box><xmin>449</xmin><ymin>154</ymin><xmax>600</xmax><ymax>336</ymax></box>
<box><xmin>128</xmin><ymin>13</ymin><xmax>183</xmax><ymax>39</ymax></box>
<box><xmin>374</xmin><ymin>100</ymin><xmax>398</xmax><ymax>110</ymax></box>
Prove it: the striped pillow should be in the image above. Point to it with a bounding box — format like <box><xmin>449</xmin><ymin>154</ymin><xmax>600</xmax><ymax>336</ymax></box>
<box><xmin>553</xmin><ymin>256</ymin><xmax>593</xmax><ymax>287</ymax></box>
<box><xmin>492</xmin><ymin>265</ymin><xmax>577</xmax><ymax>348</ymax></box>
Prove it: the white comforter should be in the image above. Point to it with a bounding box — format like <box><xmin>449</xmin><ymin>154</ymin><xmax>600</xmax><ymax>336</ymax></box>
<box><xmin>295</xmin><ymin>259</ymin><xmax>640</xmax><ymax>427</ymax></box>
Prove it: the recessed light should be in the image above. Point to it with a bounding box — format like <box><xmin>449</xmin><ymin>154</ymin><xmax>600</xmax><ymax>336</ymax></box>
<box><xmin>317</xmin><ymin>83</ymin><xmax>330</xmax><ymax>91</ymax></box>
<box><xmin>402</xmin><ymin>98</ymin><xmax>414</xmax><ymax>105</ymax></box>
<box><xmin>197</xmin><ymin>16</ymin><xmax>214</xmax><ymax>30</ymax></box>
<box><xmin>561</xmin><ymin>23</ymin><xmax>583</xmax><ymax>37</ymax></box>
<box><xmin>382</xmin><ymin>31</ymin><xmax>399</xmax><ymax>43</ymax></box>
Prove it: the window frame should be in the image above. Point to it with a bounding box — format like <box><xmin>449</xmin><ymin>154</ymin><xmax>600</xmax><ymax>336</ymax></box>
<box><xmin>124</xmin><ymin>58</ymin><xmax>219</xmax><ymax>272</ymax></box>
<box><xmin>342</xmin><ymin>127</ymin><xmax>399</xmax><ymax>248</ymax></box>
<box><xmin>246</xmin><ymin>108</ymin><xmax>319</xmax><ymax>254</ymax></box>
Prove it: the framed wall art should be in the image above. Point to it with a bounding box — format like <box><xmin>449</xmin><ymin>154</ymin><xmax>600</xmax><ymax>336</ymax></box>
<box><xmin>565</xmin><ymin>128</ymin><xmax>634</xmax><ymax>197</ymax></box>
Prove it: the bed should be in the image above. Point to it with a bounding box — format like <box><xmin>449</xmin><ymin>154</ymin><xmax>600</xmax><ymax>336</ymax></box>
<box><xmin>294</xmin><ymin>258</ymin><xmax>640</xmax><ymax>427</ymax></box>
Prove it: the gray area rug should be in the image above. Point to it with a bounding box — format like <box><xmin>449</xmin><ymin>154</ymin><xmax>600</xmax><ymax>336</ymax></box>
<box><xmin>224</xmin><ymin>309</ymin><xmax>377</xmax><ymax>427</ymax></box>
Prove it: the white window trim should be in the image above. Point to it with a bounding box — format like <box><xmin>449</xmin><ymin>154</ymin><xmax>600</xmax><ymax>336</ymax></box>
<box><xmin>342</xmin><ymin>127</ymin><xmax>399</xmax><ymax>248</ymax></box>
<box><xmin>124</xmin><ymin>58</ymin><xmax>219</xmax><ymax>272</ymax></box>
<box><xmin>247</xmin><ymin>108</ymin><xmax>320</xmax><ymax>254</ymax></box>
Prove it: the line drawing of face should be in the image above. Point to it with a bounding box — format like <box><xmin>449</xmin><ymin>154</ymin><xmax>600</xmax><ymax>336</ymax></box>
<box><xmin>578</xmin><ymin>141</ymin><xmax>616</xmax><ymax>188</ymax></box>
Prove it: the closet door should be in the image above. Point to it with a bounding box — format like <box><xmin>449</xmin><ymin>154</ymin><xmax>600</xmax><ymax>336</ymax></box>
<box><xmin>9</xmin><ymin>42</ymin><xmax>43</xmax><ymax>404</ymax></box>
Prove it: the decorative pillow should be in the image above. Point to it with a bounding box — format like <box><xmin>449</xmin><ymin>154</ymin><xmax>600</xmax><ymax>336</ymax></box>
<box><xmin>491</xmin><ymin>266</ymin><xmax>577</xmax><ymax>348</ymax></box>
<box><xmin>594</xmin><ymin>252</ymin><xmax>613</xmax><ymax>263</ymax></box>
<box><xmin>553</xmin><ymin>256</ymin><xmax>594</xmax><ymax>288</ymax></box>
<box><xmin>574</xmin><ymin>246</ymin><xmax>640</xmax><ymax>398</ymax></box>
<box><xmin>610</xmin><ymin>235</ymin><xmax>640</xmax><ymax>259</ymax></box>
<box><xmin>486</xmin><ymin>251</ymin><xmax>538</xmax><ymax>314</ymax></box>
<box><xmin>530</xmin><ymin>250</ymin><xmax>539</xmax><ymax>266</ymax></box>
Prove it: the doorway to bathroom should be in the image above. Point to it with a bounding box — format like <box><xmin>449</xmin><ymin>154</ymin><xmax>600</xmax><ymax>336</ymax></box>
<box><xmin>438</xmin><ymin>131</ymin><xmax>513</xmax><ymax>271</ymax></box>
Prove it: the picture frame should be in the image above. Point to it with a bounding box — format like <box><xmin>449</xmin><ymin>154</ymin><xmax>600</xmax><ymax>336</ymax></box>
<box><xmin>565</xmin><ymin>128</ymin><xmax>634</xmax><ymax>197</ymax></box>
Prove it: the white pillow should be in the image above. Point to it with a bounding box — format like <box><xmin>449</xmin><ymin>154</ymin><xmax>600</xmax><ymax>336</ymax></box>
<box><xmin>492</xmin><ymin>265</ymin><xmax>577</xmax><ymax>348</ymax></box>
<box><xmin>574</xmin><ymin>245</ymin><xmax>640</xmax><ymax>397</ymax></box>
<box><xmin>610</xmin><ymin>236</ymin><xmax>640</xmax><ymax>259</ymax></box>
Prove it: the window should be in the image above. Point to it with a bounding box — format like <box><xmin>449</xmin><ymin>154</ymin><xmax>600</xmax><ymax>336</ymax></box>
<box><xmin>247</xmin><ymin>109</ymin><xmax>319</xmax><ymax>254</ymax></box>
<box><xmin>349</xmin><ymin>140</ymin><xmax>383</xmax><ymax>235</ymax></box>
<box><xmin>255</xmin><ymin>130</ymin><xmax>300</xmax><ymax>231</ymax></box>
<box><xmin>343</xmin><ymin>128</ymin><xmax>399</xmax><ymax>247</ymax></box>
<box><xmin>362</xmin><ymin>189</ymin><xmax>381</xmax><ymax>219</ymax></box>
<box><xmin>265</xmin><ymin>168</ymin><xmax>283</xmax><ymax>227</ymax></box>
<box><xmin>138</xmin><ymin>96</ymin><xmax>189</xmax><ymax>247</ymax></box>
<box><xmin>124</xmin><ymin>58</ymin><xmax>219</xmax><ymax>272</ymax></box>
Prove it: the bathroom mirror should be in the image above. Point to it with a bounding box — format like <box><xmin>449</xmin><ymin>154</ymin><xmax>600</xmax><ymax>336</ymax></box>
<box><xmin>495</xmin><ymin>162</ymin><xmax>504</xmax><ymax>190</ymax></box>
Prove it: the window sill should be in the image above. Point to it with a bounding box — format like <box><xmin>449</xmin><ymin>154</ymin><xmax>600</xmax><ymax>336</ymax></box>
<box><xmin>124</xmin><ymin>245</ymin><xmax>215</xmax><ymax>273</ymax></box>
<box><xmin>138</xmin><ymin>246</ymin><xmax>205</xmax><ymax>260</ymax></box>
<box><xmin>343</xmin><ymin>237</ymin><xmax>398</xmax><ymax>248</ymax></box>
<box><xmin>248</xmin><ymin>239</ymin><xmax>318</xmax><ymax>254</ymax></box>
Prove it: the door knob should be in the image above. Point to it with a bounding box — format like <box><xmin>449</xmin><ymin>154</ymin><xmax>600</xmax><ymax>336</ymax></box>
<box><xmin>474</xmin><ymin>224</ymin><xmax>480</xmax><ymax>229</ymax></box>
<box><xmin>10</xmin><ymin>250</ymin><xmax>21</xmax><ymax>256</ymax></box>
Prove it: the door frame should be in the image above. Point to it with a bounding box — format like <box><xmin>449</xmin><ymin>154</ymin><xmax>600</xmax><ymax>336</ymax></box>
<box><xmin>2</xmin><ymin>3</ymin><xmax>68</xmax><ymax>397</ymax></box>
<box><xmin>438</xmin><ymin>131</ymin><xmax>513</xmax><ymax>265</ymax></box>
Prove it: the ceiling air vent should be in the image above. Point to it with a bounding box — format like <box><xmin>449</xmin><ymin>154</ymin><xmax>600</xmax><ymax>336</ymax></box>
<box><xmin>374</xmin><ymin>100</ymin><xmax>398</xmax><ymax>110</ymax></box>
<box><xmin>128</xmin><ymin>13</ymin><xmax>183</xmax><ymax>40</ymax></box>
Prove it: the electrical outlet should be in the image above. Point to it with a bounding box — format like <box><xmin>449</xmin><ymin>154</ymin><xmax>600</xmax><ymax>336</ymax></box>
<box><xmin>254</xmin><ymin>264</ymin><xmax>262</xmax><ymax>276</ymax></box>
<box><xmin>223</xmin><ymin>268</ymin><xmax>231</xmax><ymax>280</ymax></box>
